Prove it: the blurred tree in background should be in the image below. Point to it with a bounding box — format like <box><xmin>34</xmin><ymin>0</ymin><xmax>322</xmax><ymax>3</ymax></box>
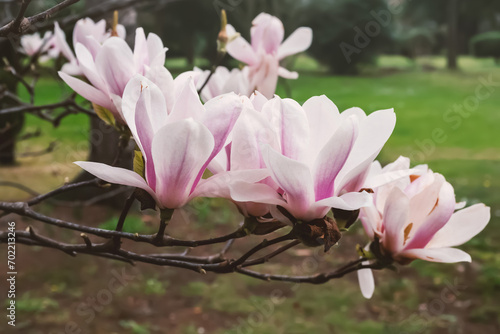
<box><xmin>140</xmin><ymin>0</ymin><xmax>219</xmax><ymax>66</ymax></box>
<box><xmin>146</xmin><ymin>0</ymin><xmax>499</xmax><ymax>74</ymax></box>
<box><xmin>470</xmin><ymin>31</ymin><xmax>500</xmax><ymax>63</ymax></box>
<box><xmin>296</xmin><ymin>0</ymin><xmax>392</xmax><ymax>74</ymax></box>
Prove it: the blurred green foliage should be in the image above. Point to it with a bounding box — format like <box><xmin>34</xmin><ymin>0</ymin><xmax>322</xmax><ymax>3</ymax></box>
<box><xmin>470</xmin><ymin>31</ymin><xmax>500</xmax><ymax>62</ymax></box>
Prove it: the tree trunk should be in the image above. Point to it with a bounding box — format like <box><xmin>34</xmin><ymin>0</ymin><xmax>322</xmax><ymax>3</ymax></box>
<box><xmin>0</xmin><ymin>38</ymin><xmax>24</xmax><ymax>166</ymax></box>
<box><xmin>447</xmin><ymin>0</ymin><xmax>459</xmax><ymax>70</ymax></box>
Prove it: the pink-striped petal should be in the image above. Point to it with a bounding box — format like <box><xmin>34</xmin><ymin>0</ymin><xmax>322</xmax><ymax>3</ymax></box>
<box><xmin>95</xmin><ymin>37</ymin><xmax>135</xmax><ymax>96</ymax></box>
<box><xmin>251</xmin><ymin>13</ymin><xmax>284</xmax><ymax>54</ymax></box>
<box><xmin>59</xmin><ymin>71</ymin><xmax>114</xmax><ymax>112</ymax></box>
<box><xmin>261</xmin><ymin>97</ymin><xmax>309</xmax><ymax>161</ymax></box>
<box><xmin>404</xmin><ymin>181</ymin><xmax>455</xmax><ymax>250</ymax></box>
<box><xmin>230</xmin><ymin>108</ymin><xmax>274</xmax><ymax>171</ymax></box>
<box><xmin>313</xmin><ymin>116</ymin><xmax>357</xmax><ymax>201</ymax></box>
<box><xmin>74</xmin><ymin>43</ymin><xmax>107</xmax><ymax>93</ymax></box>
<box><xmin>407</xmin><ymin>173</ymin><xmax>443</xmax><ymax>228</ymax></box>
<box><xmin>191</xmin><ymin>93</ymin><xmax>244</xmax><ymax>187</ymax></box>
<box><xmin>261</xmin><ymin>144</ymin><xmax>314</xmax><ymax>220</ymax></box>
<box><xmin>426</xmin><ymin>204</ymin><xmax>490</xmax><ymax>249</ymax></box>
<box><xmin>152</xmin><ymin>120</ymin><xmax>214</xmax><ymax>209</ymax></box>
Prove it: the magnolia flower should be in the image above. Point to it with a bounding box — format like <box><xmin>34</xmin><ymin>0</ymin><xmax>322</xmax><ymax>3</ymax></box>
<box><xmin>185</xmin><ymin>66</ymin><xmax>252</xmax><ymax>102</ymax></box>
<box><xmin>203</xmin><ymin>92</ymin><xmax>275</xmax><ymax>217</ymax></box>
<box><xmin>59</xmin><ymin>27</ymin><xmax>173</xmax><ymax>124</ymax></box>
<box><xmin>54</xmin><ymin>18</ymin><xmax>126</xmax><ymax>75</ymax></box>
<box><xmin>20</xmin><ymin>31</ymin><xmax>59</xmax><ymax>61</ymax></box>
<box><xmin>220</xmin><ymin>95</ymin><xmax>396</xmax><ymax>222</ymax></box>
<box><xmin>75</xmin><ymin>75</ymin><xmax>262</xmax><ymax>210</ymax></box>
<box><xmin>226</xmin><ymin>13</ymin><xmax>313</xmax><ymax>98</ymax></box>
<box><xmin>357</xmin><ymin>162</ymin><xmax>491</xmax><ymax>298</ymax></box>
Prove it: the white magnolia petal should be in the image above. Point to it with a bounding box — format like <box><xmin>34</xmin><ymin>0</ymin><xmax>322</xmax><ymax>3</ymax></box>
<box><xmin>399</xmin><ymin>248</ymin><xmax>472</xmax><ymax>263</ymax></box>
<box><xmin>226</xmin><ymin>24</ymin><xmax>258</xmax><ymax>65</ymax></box>
<box><xmin>278</xmin><ymin>67</ymin><xmax>298</xmax><ymax>79</ymax></box>
<box><xmin>383</xmin><ymin>187</ymin><xmax>410</xmax><ymax>255</ymax></box>
<box><xmin>426</xmin><ymin>204</ymin><xmax>491</xmax><ymax>248</ymax></box>
<box><xmin>59</xmin><ymin>72</ymin><xmax>114</xmax><ymax>112</ymax></box>
<box><xmin>261</xmin><ymin>144</ymin><xmax>315</xmax><ymax>220</ymax></box>
<box><xmin>357</xmin><ymin>266</ymin><xmax>375</xmax><ymax>299</ymax></box>
<box><xmin>336</xmin><ymin>108</ymin><xmax>396</xmax><ymax>192</ymax></box>
<box><xmin>277</xmin><ymin>27</ymin><xmax>313</xmax><ymax>60</ymax></box>
<box><xmin>316</xmin><ymin>191</ymin><xmax>373</xmax><ymax>211</ymax></box>
<box><xmin>74</xmin><ymin>161</ymin><xmax>156</xmax><ymax>201</ymax></box>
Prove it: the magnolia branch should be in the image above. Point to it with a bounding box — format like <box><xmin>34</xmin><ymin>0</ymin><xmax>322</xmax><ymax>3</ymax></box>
<box><xmin>0</xmin><ymin>226</ymin><xmax>382</xmax><ymax>283</ymax></box>
<box><xmin>32</xmin><ymin>0</ymin><xmax>180</xmax><ymax>32</ymax></box>
<box><xmin>0</xmin><ymin>177</ymin><xmax>385</xmax><ymax>283</ymax></box>
<box><xmin>0</xmin><ymin>94</ymin><xmax>96</xmax><ymax>125</ymax></box>
<box><xmin>0</xmin><ymin>0</ymin><xmax>80</xmax><ymax>37</ymax></box>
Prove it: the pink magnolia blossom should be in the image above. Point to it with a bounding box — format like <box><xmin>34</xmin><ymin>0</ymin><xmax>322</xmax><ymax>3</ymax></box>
<box><xmin>202</xmin><ymin>92</ymin><xmax>275</xmax><ymax>217</ymax></box>
<box><xmin>20</xmin><ymin>31</ymin><xmax>59</xmax><ymax>61</ymax></box>
<box><xmin>216</xmin><ymin>95</ymin><xmax>396</xmax><ymax>222</ymax></box>
<box><xmin>58</xmin><ymin>27</ymin><xmax>172</xmax><ymax>124</ymax></box>
<box><xmin>182</xmin><ymin>66</ymin><xmax>252</xmax><ymax>102</ymax></box>
<box><xmin>357</xmin><ymin>161</ymin><xmax>491</xmax><ymax>298</ymax></box>
<box><xmin>54</xmin><ymin>18</ymin><xmax>126</xmax><ymax>75</ymax></box>
<box><xmin>226</xmin><ymin>13</ymin><xmax>312</xmax><ymax>98</ymax></box>
<box><xmin>74</xmin><ymin>75</ymin><xmax>264</xmax><ymax>210</ymax></box>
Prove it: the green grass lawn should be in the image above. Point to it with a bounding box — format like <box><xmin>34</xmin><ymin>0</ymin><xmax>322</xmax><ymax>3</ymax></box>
<box><xmin>1</xmin><ymin>55</ymin><xmax>499</xmax><ymax>334</ymax></box>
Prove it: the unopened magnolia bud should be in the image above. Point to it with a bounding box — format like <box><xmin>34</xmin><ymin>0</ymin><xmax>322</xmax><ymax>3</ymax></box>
<box><xmin>294</xmin><ymin>217</ymin><xmax>341</xmax><ymax>252</ymax></box>
<box><xmin>111</xmin><ymin>11</ymin><xmax>119</xmax><ymax>37</ymax></box>
<box><xmin>217</xmin><ymin>9</ymin><xmax>228</xmax><ymax>54</ymax></box>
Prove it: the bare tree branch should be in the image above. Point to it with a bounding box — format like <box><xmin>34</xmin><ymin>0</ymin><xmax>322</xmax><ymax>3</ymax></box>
<box><xmin>0</xmin><ymin>0</ymin><xmax>80</xmax><ymax>37</ymax></box>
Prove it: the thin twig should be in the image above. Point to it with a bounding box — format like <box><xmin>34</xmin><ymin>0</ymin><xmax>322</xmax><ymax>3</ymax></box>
<box><xmin>241</xmin><ymin>240</ymin><xmax>301</xmax><ymax>268</ymax></box>
<box><xmin>111</xmin><ymin>193</ymin><xmax>136</xmax><ymax>248</ymax></box>
<box><xmin>27</xmin><ymin>178</ymin><xmax>102</xmax><ymax>206</ymax></box>
<box><xmin>229</xmin><ymin>232</ymin><xmax>296</xmax><ymax>268</ymax></box>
